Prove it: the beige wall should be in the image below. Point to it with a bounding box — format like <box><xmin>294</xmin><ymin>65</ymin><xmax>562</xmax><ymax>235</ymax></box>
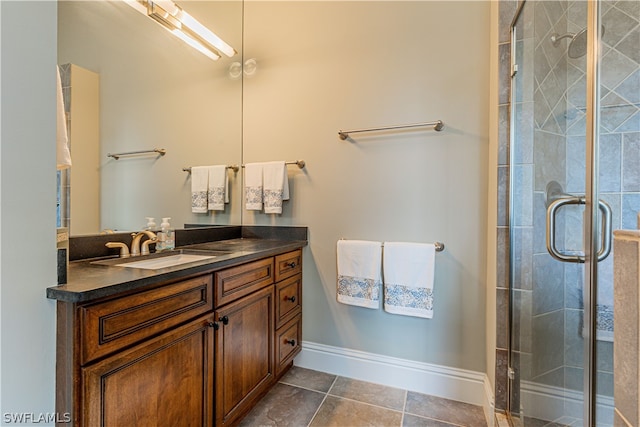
<box><xmin>243</xmin><ymin>1</ymin><xmax>491</xmax><ymax>371</ymax></box>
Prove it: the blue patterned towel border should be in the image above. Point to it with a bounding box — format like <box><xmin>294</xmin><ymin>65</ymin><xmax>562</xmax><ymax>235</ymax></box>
<box><xmin>208</xmin><ymin>187</ymin><xmax>226</xmax><ymax>210</ymax></box>
<box><xmin>383</xmin><ymin>283</ymin><xmax>434</xmax><ymax>319</ymax></box>
<box><xmin>245</xmin><ymin>186</ymin><xmax>263</xmax><ymax>210</ymax></box>
<box><xmin>264</xmin><ymin>189</ymin><xmax>284</xmax><ymax>214</ymax></box>
<box><xmin>192</xmin><ymin>190</ymin><xmax>207</xmax><ymax>213</ymax></box>
<box><xmin>337</xmin><ymin>274</ymin><xmax>380</xmax><ymax>309</ymax></box>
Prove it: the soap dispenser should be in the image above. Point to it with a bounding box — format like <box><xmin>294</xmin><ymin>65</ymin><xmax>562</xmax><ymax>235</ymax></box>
<box><xmin>158</xmin><ymin>217</ymin><xmax>175</xmax><ymax>252</ymax></box>
<box><xmin>145</xmin><ymin>217</ymin><xmax>156</xmax><ymax>231</ymax></box>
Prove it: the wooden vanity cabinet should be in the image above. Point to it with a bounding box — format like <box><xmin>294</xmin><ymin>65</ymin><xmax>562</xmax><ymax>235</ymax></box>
<box><xmin>56</xmin><ymin>248</ymin><xmax>303</xmax><ymax>427</ymax></box>
<box><xmin>214</xmin><ymin>285</ymin><xmax>274</xmax><ymax>427</ymax></box>
<box><xmin>82</xmin><ymin>314</ymin><xmax>215</xmax><ymax>427</ymax></box>
<box><xmin>213</xmin><ymin>250</ymin><xmax>303</xmax><ymax>426</ymax></box>
<box><xmin>57</xmin><ymin>274</ymin><xmax>215</xmax><ymax>427</ymax></box>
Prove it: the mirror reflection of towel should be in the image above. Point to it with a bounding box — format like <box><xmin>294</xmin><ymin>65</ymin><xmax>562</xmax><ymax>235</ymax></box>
<box><xmin>191</xmin><ymin>166</ymin><xmax>208</xmax><ymax>213</ymax></box>
<box><xmin>56</xmin><ymin>67</ymin><xmax>72</xmax><ymax>170</ymax></box>
<box><xmin>244</xmin><ymin>163</ymin><xmax>264</xmax><ymax>210</ymax></box>
<box><xmin>207</xmin><ymin>165</ymin><xmax>228</xmax><ymax>211</ymax></box>
<box><xmin>263</xmin><ymin>161</ymin><xmax>289</xmax><ymax>214</ymax></box>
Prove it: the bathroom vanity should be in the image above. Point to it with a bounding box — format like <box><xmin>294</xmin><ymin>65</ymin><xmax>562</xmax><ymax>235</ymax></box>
<box><xmin>47</xmin><ymin>227</ymin><xmax>306</xmax><ymax>427</ymax></box>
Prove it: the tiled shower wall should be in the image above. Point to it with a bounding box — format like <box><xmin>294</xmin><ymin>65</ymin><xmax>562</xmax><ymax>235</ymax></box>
<box><xmin>495</xmin><ymin>0</ymin><xmax>640</xmax><ymax>415</ymax></box>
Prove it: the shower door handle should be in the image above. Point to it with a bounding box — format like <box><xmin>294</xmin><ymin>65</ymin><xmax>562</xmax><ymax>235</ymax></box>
<box><xmin>546</xmin><ymin>196</ymin><xmax>612</xmax><ymax>263</ymax></box>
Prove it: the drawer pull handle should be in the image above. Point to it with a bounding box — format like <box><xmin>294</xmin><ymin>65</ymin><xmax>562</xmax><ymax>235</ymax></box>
<box><xmin>207</xmin><ymin>321</ymin><xmax>219</xmax><ymax>330</ymax></box>
<box><xmin>219</xmin><ymin>315</ymin><xmax>229</xmax><ymax>325</ymax></box>
<box><xmin>285</xmin><ymin>339</ymin><xmax>296</xmax><ymax>346</ymax></box>
<box><xmin>285</xmin><ymin>296</ymin><xmax>296</xmax><ymax>303</ymax></box>
<box><xmin>285</xmin><ymin>261</ymin><xmax>297</xmax><ymax>268</ymax></box>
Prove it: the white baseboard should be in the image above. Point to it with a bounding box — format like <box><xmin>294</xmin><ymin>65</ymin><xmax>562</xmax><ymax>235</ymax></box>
<box><xmin>294</xmin><ymin>341</ymin><xmax>494</xmax><ymax>425</ymax></box>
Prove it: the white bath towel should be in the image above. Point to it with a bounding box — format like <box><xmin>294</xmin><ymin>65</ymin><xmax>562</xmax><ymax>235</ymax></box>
<box><xmin>191</xmin><ymin>166</ymin><xmax>208</xmax><ymax>213</ymax></box>
<box><xmin>207</xmin><ymin>165</ymin><xmax>228</xmax><ymax>211</ymax></box>
<box><xmin>244</xmin><ymin>162</ymin><xmax>264</xmax><ymax>210</ymax></box>
<box><xmin>336</xmin><ymin>240</ymin><xmax>382</xmax><ymax>309</ymax></box>
<box><xmin>56</xmin><ymin>67</ymin><xmax>72</xmax><ymax>170</ymax></box>
<box><xmin>263</xmin><ymin>161</ymin><xmax>289</xmax><ymax>214</ymax></box>
<box><xmin>383</xmin><ymin>242</ymin><xmax>436</xmax><ymax>319</ymax></box>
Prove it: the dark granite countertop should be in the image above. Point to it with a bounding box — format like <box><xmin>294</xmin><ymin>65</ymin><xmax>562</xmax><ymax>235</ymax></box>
<box><xmin>47</xmin><ymin>226</ymin><xmax>307</xmax><ymax>304</ymax></box>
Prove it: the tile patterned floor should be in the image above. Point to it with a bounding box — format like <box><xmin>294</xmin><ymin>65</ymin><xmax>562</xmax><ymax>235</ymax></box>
<box><xmin>240</xmin><ymin>367</ymin><xmax>488</xmax><ymax>427</ymax></box>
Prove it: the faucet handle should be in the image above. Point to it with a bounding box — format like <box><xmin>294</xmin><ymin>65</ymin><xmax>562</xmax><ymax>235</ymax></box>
<box><xmin>105</xmin><ymin>242</ymin><xmax>130</xmax><ymax>258</ymax></box>
<box><xmin>141</xmin><ymin>234</ymin><xmax>158</xmax><ymax>256</ymax></box>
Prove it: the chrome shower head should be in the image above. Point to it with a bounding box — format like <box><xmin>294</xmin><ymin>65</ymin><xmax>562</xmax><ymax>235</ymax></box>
<box><xmin>550</xmin><ymin>26</ymin><xmax>605</xmax><ymax>59</ymax></box>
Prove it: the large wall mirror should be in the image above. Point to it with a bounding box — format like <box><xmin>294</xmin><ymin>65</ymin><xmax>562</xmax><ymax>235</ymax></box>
<box><xmin>57</xmin><ymin>0</ymin><xmax>243</xmax><ymax>236</ymax></box>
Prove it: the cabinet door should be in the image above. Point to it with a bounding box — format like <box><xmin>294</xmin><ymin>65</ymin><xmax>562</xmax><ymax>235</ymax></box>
<box><xmin>82</xmin><ymin>315</ymin><xmax>215</xmax><ymax>427</ymax></box>
<box><xmin>215</xmin><ymin>285</ymin><xmax>274</xmax><ymax>427</ymax></box>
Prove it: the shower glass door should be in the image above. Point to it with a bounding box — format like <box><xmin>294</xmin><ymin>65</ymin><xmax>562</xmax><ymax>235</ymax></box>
<box><xmin>509</xmin><ymin>1</ymin><xmax>638</xmax><ymax>425</ymax></box>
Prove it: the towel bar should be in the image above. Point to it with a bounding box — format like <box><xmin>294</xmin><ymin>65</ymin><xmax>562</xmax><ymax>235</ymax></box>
<box><xmin>241</xmin><ymin>160</ymin><xmax>306</xmax><ymax>169</ymax></box>
<box><xmin>381</xmin><ymin>241</ymin><xmax>445</xmax><ymax>252</ymax></box>
<box><xmin>338</xmin><ymin>120</ymin><xmax>444</xmax><ymax>140</ymax></box>
<box><xmin>107</xmin><ymin>148</ymin><xmax>166</xmax><ymax>160</ymax></box>
<box><xmin>183</xmin><ymin>165</ymin><xmax>240</xmax><ymax>173</ymax></box>
<box><xmin>340</xmin><ymin>239</ymin><xmax>445</xmax><ymax>252</ymax></box>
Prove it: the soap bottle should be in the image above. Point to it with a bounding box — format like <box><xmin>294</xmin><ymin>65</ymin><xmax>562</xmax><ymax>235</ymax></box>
<box><xmin>159</xmin><ymin>217</ymin><xmax>175</xmax><ymax>251</ymax></box>
<box><xmin>145</xmin><ymin>217</ymin><xmax>156</xmax><ymax>231</ymax></box>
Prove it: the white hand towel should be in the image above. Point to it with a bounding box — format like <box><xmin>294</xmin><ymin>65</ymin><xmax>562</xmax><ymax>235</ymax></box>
<box><xmin>383</xmin><ymin>242</ymin><xmax>436</xmax><ymax>319</ymax></box>
<box><xmin>207</xmin><ymin>165</ymin><xmax>228</xmax><ymax>211</ymax></box>
<box><xmin>191</xmin><ymin>166</ymin><xmax>208</xmax><ymax>213</ymax></box>
<box><xmin>56</xmin><ymin>67</ymin><xmax>72</xmax><ymax>170</ymax></box>
<box><xmin>244</xmin><ymin>162</ymin><xmax>264</xmax><ymax>210</ymax></box>
<box><xmin>336</xmin><ymin>240</ymin><xmax>382</xmax><ymax>309</ymax></box>
<box><xmin>263</xmin><ymin>161</ymin><xmax>289</xmax><ymax>214</ymax></box>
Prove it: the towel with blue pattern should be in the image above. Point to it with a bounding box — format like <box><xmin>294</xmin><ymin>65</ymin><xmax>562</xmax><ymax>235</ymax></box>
<box><xmin>383</xmin><ymin>242</ymin><xmax>436</xmax><ymax>319</ymax></box>
<box><xmin>337</xmin><ymin>240</ymin><xmax>382</xmax><ymax>309</ymax></box>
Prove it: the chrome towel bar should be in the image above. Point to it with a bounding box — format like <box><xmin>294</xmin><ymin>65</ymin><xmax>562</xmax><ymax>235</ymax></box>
<box><xmin>183</xmin><ymin>165</ymin><xmax>240</xmax><ymax>173</ymax></box>
<box><xmin>338</xmin><ymin>120</ymin><xmax>444</xmax><ymax>140</ymax></box>
<box><xmin>183</xmin><ymin>160</ymin><xmax>305</xmax><ymax>173</ymax></box>
<box><xmin>107</xmin><ymin>148</ymin><xmax>166</xmax><ymax>160</ymax></box>
<box><xmin>241</xmin><ymin>160</ymin><xmax>306</xmax><ymax>169</ymax></box>
<box><xmin>340</xmin><ymin>239</ymin><xmax>445</xmax><ymax>252</ymax></box>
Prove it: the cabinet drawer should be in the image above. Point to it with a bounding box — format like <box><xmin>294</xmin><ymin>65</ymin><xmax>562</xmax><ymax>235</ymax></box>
<box><xmin>275</xmin><ymin>315</ymin><xmax>301</xmax><ymax>376</ymax></box>
<box><xmin>275</xmin><ymin>274</ymin><xmax>301</xmax><ymax>329</ymax></box>
<box><xmin>275</xmin><ymin>250</ymin><xmax>302</xmax><ymax>282</ymax></box>
<box><xmin>215</xmin><ymin>257</ymin><xmax>274</xmax><ymax>307</ymax></box>
<box><xmin>80</xmin><ymin>275</ymin><xmax>213</xmax><ymax>365</ymax></box>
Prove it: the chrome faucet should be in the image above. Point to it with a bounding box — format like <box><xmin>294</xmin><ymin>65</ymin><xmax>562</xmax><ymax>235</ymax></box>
<box><xmin>130</xmin><ymin>230</ymin><xmax>157</xmax><ymax>256</ymax></box>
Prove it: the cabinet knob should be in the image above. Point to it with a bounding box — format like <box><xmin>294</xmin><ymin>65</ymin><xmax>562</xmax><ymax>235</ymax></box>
<box><xmin>285</xmin><ymin>339</ymin><xmax>296</xmax><ymax>347</ymax></box>
<box><xmin>219</xmin><ymin>315</ymin><xmax>230</xmax><ymax>325</ymax></box>
<box><xmin>207</xmin><ymin>321</ymin><xmax>219</xmax><ymax>330</ymax></box>
<box><xmin>285</xmin><ymin>296</ymin><xmax>296</xmax><ymax>303</ymax></box>
<box><xmin>286</xmin><ymin>261</ymin><xmax>296</xmax><ymax>268</ymax></box>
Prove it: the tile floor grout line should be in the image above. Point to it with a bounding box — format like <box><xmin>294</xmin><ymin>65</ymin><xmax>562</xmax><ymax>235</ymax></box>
<box><xmin>305</xmin><ymin>375</ymin><xmax>339</xmax><ymax>427</ymax></box>
<box><xmin>407</xmin><ymin>413</ymin><xmax>468</xmax><ymax>427</ymax></box>
<box><xmin>325</xmin><ymin>392</ymin><xmax>405</xmax><ymax>415</ymax></box>
<box><xmin>400</xmin><ymin>389</ymin><xmax>408</xmax><ymax>427</ymax></box>
<box><xmin>278</xmin><ymin>380</ymin><xmax>333</xmax><ymax>396</ymax></box>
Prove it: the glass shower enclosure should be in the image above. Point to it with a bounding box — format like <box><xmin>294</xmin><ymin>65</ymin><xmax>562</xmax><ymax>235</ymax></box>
<box><xmin>509</xmin><ymin>0</ymin><xmax>639</xmax><ymax>425</ymax></box>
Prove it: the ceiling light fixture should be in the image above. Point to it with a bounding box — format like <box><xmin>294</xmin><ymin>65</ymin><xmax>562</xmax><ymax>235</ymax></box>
<box><xmin>124</xmin><ymin>0</ymin><xmax>237</xmax><ymax>61</ymax></box>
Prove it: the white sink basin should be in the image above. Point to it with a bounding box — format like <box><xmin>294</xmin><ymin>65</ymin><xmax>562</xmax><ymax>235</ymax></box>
<box><xmin>114</xmin><ymin>253</ymin><xmax>217</xmax><ymax>270</ymax></box>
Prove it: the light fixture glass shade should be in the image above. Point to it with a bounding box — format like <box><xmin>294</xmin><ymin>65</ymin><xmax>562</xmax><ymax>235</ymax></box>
<box><xmin>123</xmin><ymin>0</ymin><xmax>236</xmax><ymax>61</ymax></box>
